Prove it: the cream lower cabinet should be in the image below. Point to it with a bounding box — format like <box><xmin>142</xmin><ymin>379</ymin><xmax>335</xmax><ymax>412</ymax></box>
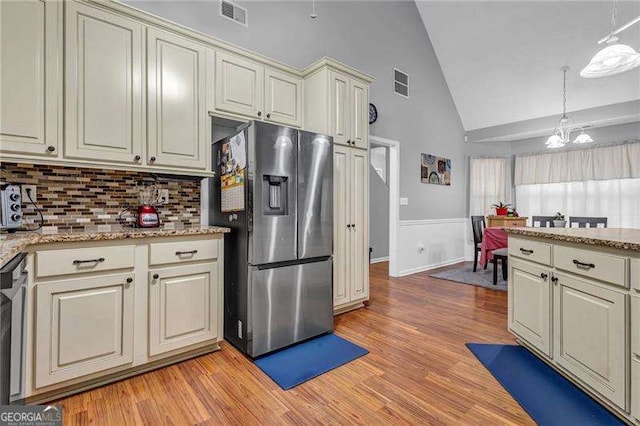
<box><xmin>508</xmin><ymin>258</ymin><xmax>552</xmax><ymax>357</ymax></box>
<box><xmin>553</xmin><ymin>272</ymin><xmax>627</xmax><ymax>409</ymax></box>
<box><xmin>64</xmin><ymin>1</ymin><xmax>144</xmax><ymax>164</ymax></box>
<box><xmin>333</xmin><ymin>145</ymin><xmax>369</xmax><ymax>311</ymax></box>
<box><xmin>147</xmin><ymin>28</ymin><xmax>208</xmax><ymax>170</ymax></box>
<box><xmin>632</xmin><ymin>296</ymin><xmax>640</xmax><ymax>421</ymax></box>
<box><xmin>34</xmin><ymin>273</ymin><xmax>135</xmax><ymax>388</ymax></box>
<box><xmin>149</xmin><ymin>262</ymin><xmax>219</xmax><ymax>356</ymax></box>
<box><xmin>0</xmin><ymin>0</ymin><xmax>60</xmax><ymax>157</ymax></box>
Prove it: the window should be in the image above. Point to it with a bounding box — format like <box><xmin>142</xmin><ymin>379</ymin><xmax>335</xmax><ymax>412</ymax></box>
<box><xmin>469</xmin><ymin>157</ymin><xmax>513</xmax><ymax>216</ymax></box>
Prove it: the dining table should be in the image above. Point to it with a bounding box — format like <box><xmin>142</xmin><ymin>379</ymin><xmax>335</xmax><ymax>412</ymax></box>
<box><xmin>480</xmin><ymin>226</ymin><xmax>509</xmax><ymax>268</ymax></box>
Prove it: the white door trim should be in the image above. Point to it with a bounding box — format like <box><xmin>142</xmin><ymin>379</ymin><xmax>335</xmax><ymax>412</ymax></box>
<box><xmin>369</xmin><ymin>135</ymin><xmax>400</xmax><ymax>277</ymax></box>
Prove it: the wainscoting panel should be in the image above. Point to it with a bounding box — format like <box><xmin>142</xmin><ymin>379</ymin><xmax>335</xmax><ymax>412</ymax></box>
<box><xmin>398</xmin><ymin>218</ymin><xmax>474</xmax><ymax>277</ymax></box>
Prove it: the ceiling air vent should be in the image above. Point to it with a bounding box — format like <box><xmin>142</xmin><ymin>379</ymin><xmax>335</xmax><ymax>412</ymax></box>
<box><xmin>220</xmin><ymin>0</ymin><xmax>247</xmax><ymax>27</ymax></box>
<box><xmin>394</xmin><ymin>68</ymin><xmax>409</xmax><ymax>98</ymax></box>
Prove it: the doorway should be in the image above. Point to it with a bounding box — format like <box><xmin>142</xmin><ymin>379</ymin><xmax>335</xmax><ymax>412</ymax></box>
<box><xmin>369</xmin><ymin>135</ymin><xmax>400</xmax><ymax>277</ymax></box>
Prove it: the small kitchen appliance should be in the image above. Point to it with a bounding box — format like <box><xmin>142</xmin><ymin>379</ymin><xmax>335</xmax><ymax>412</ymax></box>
<box><xmin>136</xmin><ymin>181</ymin><xmax>160</xmax><ymax>228</ymax></box>
<box><xmin>0</xmin><ymin>184</ymin><xmax>23</xmax><ymax>232</ymax></box>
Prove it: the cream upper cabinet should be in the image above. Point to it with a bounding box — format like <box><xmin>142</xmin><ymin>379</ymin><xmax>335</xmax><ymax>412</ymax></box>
<box><xmin>553</xmin><ymin>273</ymin><xmax>627</xmax><ymax>409</ymax></box>
<box><xmin>264</xmin><ymin>68</ymin><xmax>302</xmax><ymax>127</ymax></box>
<box><xmin>64</xmin><ymin>2</ymin><xmax>143</xmax><ymax>164</ymax></box>
<box><xmin>350</xmin><ymin>79</ymin><xmax>368</xmax><ymax>149</ymax></box>
<box><xmin>329</xmin><ymin>71</ymin><xmax>351</xmax><ymax>146</ymax></box>
<box><xmin>215</xmin><ymin>51</ymin><xmax>264</xmax><ymax>119</ymax></box>
<box><xmin>148</xmin><ymin>262</ymin><xmax>219</xmax><ymax>356</ymax></box>
<box><xmin>35</xmin><ymin>273</ymin><xmax>135</xmax><ymax>388</ymax></box>
<box><xmin>333</xmin><ymin>145</ymin><xmax>350</xmax><ymax>307</ymax></box>
<box><xmin>147</xmin><ymin>28</ymin><xmax>207</xmax><ymax>170</ymax></box>
<box><xmin>0</xmin><ymin>0</ymin><xmax>60</xmax><ymax>157</ymax></box>
<box><xmin>349</xmin><ymin>148</ymin><xmax>369</xmax><ymax>300</ymax></box>
<box><xmin>508</xmin><ymin>258</ymin><xmax>552</xmax><ymax>357</ymax></box>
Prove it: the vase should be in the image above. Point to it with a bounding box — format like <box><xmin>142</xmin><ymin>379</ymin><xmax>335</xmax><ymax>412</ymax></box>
<box><xmin>553</xmin><ymin>220</ymin><xmax>566</xmax><ymax>228</ymax></box>
<box><xmin>495</xmin><ymin>208</ymin><xmax>508</xmax><ymax>216</ymax></box>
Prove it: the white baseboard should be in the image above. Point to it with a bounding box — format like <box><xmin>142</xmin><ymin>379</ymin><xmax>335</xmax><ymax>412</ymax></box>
<box><xmin>398</xmin><ymin>257</ymin><xmax>466</xmax><ymax>277</ymax></box>
<box><xmin>370</xmin><ymin>256</ymin><xmax>389</xmax><ymax>264</ymax></box>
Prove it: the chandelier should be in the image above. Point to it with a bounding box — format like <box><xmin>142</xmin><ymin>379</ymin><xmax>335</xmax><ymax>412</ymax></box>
<box><xmin>546</xmin><ymin>67</ymin><xmax>593</xmax><ymax>149</ymax></box>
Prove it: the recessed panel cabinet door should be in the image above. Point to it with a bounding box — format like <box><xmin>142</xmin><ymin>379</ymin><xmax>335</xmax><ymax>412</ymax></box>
<box><xmin>35</xmin><ymin>273</ymin><xmax>135</xmax><ymax>388</ymax></box>
<box><xmin>147</xmin><ymin>28</ymin><xmax>207</xmax><ymax>170</ymax></box>
<box><xmin>329</xmin><ymin>71</ymin><xmax>351</xmax><ymax>146</ymax></box>
<box><xmin>333</xmin><ymin>145</ymin><xmax>350</xmax><ymax>307</ymax></box>
<box><xmin>149</xmin><ymin>263</ymin><xmax>219</xmax><ymax>356</ymax></box>
<box><xmin>215</xmin><ymin>51</ymin><xmax>264</xmax><ymax>119</ymax></box>
<box><xmin>264</xmin><ymin>68</ymin><xmax>302</xmax><ymax>127</ymax></box>
<box><xmin>349</xmin><ymin>148</ymin><xmax>369</xmax><ymax>301</ymax></box>
<box><xmin>350</xmin><ymin>79</ymin><xmax>368</xmax><ymax>150</ymax></box>
<box><xmin>553</xmin><ymin>273</ymin><xmax>627</xmax><ymax>410</ymax></box>
<box><xmin>508</xmin><ymin>259</ymin><xmax>551</xmax><ymax>356</ymax></box>
<box><xmin>0</xmin><ymin>0</ymin><xmax>60</xmax><ymax>156</ymax></box>
<box><xmin>64</xmin><ymin>2</ymin><xmax>143</xmax><ymax>164</ymax></box>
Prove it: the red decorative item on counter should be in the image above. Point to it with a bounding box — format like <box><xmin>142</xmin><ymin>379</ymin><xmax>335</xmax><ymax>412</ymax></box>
<box><xmin>495</xmin><ymin>207</ymin><xmax>508</xmax><ymax>216</ymax></box>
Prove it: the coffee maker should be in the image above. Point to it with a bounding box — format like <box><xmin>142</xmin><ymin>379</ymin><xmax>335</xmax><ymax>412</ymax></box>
<box><xmin>136</xmin><ymin>181</ymin><xmax>159</xmax><ymax>228</ymax></box>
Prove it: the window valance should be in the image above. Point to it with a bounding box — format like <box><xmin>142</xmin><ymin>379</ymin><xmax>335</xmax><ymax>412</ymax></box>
<box><xmin>514</xmin><ymin>142</ymin><xmax>640</xmax><ymax>186</ymax></box>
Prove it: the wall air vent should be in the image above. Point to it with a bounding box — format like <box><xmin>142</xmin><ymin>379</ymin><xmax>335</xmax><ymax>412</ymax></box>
<box><xmin>394</xmin><ymin>68</ymin><xmax>409</xmax><ymax>98</ymax></box>
<box><xmin>220</xmin><ymin>0</ymin><xmax>247</xmax><ymax>27</ymax></box>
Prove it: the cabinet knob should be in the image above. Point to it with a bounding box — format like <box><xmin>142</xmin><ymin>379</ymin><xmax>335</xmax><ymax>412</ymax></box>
<box><xmin>133</xmin><ymin>155</ymin><xmax>141</xmax><ymax>162</ymax></box>
<box><xmin>257</xmin><ymin>111</ymin><xmax>262</xmax><ymax>117</ymax></box>
<box><xmin>551</xmin><ymin>276</ymin><xmax>558</xmax><ymax>283</ymax></box>
<box><xmin>126</xmin><ymin>277</ymin><xmax>133</xmax><ymax>284</ymax></box>
<box><xmin>540</xmin><ymin>273</ymin><xmax>548</xmax><ymax>280</ymax></box>
<box><xmin>266</xmin><ymin>113</ymin><xmax>271</xmax><ymax>119</ymax></box>
<box><xmin>152</xmin><ymin>273</ymin><xmax>159</xmax><ymax>280</ymax></box>
<box><xmin>46</xmin><ymin>145</ymin><xmax>56</xmax><ymax>152</ymax></box>
<box><xmin>347</xmin><ymin>224</ymin><xmax>351</xmax><ymax>228</ymax></box>
<box><xmin>149</xmin><ymin>156</ymin><xmax>156</xmax><ymax>162</ymax></box>
<box><xmin>346</xmin><ymin>140</ymin><xmax>351</xmax><ymax>144</ymax></box>
<box><xmin>352</xmin><ymin>223</ymin><xmax>356</xmax><ymax>228</ymax></box>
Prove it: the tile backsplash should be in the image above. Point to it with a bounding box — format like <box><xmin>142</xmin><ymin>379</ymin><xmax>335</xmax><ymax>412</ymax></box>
<box><xmin>0</xmin><ymin>163</ymin><xmax>202</xmax><ymax>232</ymax></box>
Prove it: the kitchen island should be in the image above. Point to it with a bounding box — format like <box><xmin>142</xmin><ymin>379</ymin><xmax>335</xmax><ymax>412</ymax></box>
<box><xmin>506</xmin><ymin>227</ymin><xmax>640</xmax><ymax>424</ymax></box>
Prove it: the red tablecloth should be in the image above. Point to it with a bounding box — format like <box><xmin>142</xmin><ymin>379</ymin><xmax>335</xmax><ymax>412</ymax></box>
<box><xmin>480</xmin><ymin>226</ymin><xmax>508</xmax><ymax>267</ymax></box>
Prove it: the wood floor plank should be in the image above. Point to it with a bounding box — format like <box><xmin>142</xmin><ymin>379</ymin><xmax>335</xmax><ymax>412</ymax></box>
<box><xmin>54</xmin><ymin>261</ymin><xmax>532</xmax><ymax>425</ymax></box>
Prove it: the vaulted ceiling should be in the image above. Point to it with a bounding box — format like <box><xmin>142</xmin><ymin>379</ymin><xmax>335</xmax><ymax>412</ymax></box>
<box><xmin>416</xmin><ymin>1</ymin><xmax>640</xmax><ymax>132</ymax></box>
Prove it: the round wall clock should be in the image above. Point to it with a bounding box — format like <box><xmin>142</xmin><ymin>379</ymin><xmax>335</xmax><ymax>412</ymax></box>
<box><xmin>369</xmin><ymin>103</ymin><xmax>378</xmax><ymax>124</ymax></box>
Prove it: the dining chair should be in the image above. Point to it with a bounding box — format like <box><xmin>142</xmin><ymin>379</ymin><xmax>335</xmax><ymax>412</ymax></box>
<box><xmin>471</xmin><ymin>216</ymin><xmax>486</xmax><ymax>272</ymax></box>
<box><xmin>569</xmin><ymin>217</ymin><xmax>608</xmax><ymax>228</ymax></box>
<box><xmin>491</xmin><ymin>248</ymin><xmax>508</xmax><ymax>285</ymax></box>
<box><xmin>531</xmin><ymin>216</ymin><xmax>556</xmax><ymax>227</ymax></box>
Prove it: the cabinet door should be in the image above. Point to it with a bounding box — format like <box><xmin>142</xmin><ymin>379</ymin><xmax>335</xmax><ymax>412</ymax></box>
<box><xmin>508</xmin><ymin>259</ymin><xmax>551</xmax><ymax>356</ymax></box>
<box><xmin>333</xmin><ymin>145</ymin><xmax>350</xmax><ymax>307</ymax></box>
<box><xmin>554</xmin><ymin>273</ymin><xmax>627</xmax><ymax>409</ymax></box>
<box><xmin>35</xmin><ymin>273</ymin><xmax>135</xmax><ymax>388</ymax></box>
<box><xmin>264</xmin><ymin>68</ymin><xmax>302</xmax><ymax>127</ymax></box>
<box><xmin>149</xmin><ymin>262</ymin><xmax>219</xmax><ymax>356</ymax></box>
<box><xmin>632</xmin><ymin>296</ymin><xmax>640</xmax><ymax>420</ymax></box>
<box><xmin>0</xmin><ymin>0</ymin><xmax>60</xmax><ymax>156</ymax></box>
<box><xmin>64</xmin><ymin>2</ymin><xmax>143</xmax><ymax>164</ymax></box>
<box><xmin>349</xmin><ymin>148</ymin><xmax>369</xmax><ymax>301</ymax></box>
<box><xmin>329</xmin><ymin>71</ymin><xmax>351</xmax><ymax>146</ymax></box>
<box><xmin>147</xmin><ymin>28</ymin><xmax>207</xmax><ymax>170</ymax></box>
<box><xmin>350</xmin><ymin>79</ymin><xmax>368</xmax><ymax>150</ymax></box>
<box><xmin>215</xmin><ymin>51</ymin><xmax>264</xmax><ymax>119</ymax></box>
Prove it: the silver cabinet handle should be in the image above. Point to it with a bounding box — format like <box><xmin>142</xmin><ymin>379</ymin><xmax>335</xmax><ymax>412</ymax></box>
<box><xmin>73</xmin><ymin>257</ymin><xmax>105</xmax><ymax>265</ymax></box>
<box><xmin>175</xmin><ymin>250</ymin><xmax>198</xmax><ymax>256</ymax></box>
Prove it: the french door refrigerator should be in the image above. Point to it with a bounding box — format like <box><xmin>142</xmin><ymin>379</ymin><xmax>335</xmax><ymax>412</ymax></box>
<box><xmin>209</xmin><ymin>121</ymin><xmax>334</xmax><ymax>357</ymax></box>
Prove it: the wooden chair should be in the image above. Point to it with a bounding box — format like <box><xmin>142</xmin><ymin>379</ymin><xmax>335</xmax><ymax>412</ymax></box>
<box><xmin>569</xmin><ymin>217</ymin><xmax>608</xmax><ymax>228</ymax></box>
<box><xmin>531</xmin><ymin>215</ymin><xmax>556</xmax><ymax>227</ymax></box>
<box><xmin>471</xmin><ymin>216</ymin><xmax>486</xmax><ymax>272</ymax></box>
<box><xmin>492</xmin><ymin>248</ymin><xmax>508</xmax><ymax>285</ymax></box>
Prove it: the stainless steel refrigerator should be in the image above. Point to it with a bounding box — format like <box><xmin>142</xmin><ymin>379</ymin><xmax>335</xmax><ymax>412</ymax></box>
<box><xmin>209</xmin><ymin>121</ymin><xmax>333</xmax><ymax>358</ymax></box>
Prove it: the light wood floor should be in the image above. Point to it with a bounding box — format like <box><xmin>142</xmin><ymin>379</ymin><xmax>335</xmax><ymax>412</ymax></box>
<box><xmin>55</xmin><ymin>262</ymin><xmax>533</xmax><ymax>425</ymax></box>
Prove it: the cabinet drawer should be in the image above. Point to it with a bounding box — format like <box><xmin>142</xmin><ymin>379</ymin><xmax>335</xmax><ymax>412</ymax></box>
<box><xmin>554</xmin><ymin>245</ymin><xmax>627</xmax><ymax>288</ymax></box>
<box><xmin>36</xmin><ymin>245</ymin><xmax>134</xmax><ymax>278</ymax></box>
<box><xmin>149</xmin><ymin>239</ymin><xmax>218</xmax><ymax>266</ymax></box>
<box><xmin>508</xmin><ymin>237</ymin><xmax>552</xmax><ymax>266</ymax></box>
<box><xmin>632</xmin><ymin>259</ymin><xmax>640</xmax><ymax>292</ymax></box>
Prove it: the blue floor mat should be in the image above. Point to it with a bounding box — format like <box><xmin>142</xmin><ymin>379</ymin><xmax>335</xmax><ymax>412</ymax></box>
<box><xmin>254</xmin><ymin>333</ymin><xmax>368</xmax><ymax>390</ymax></box>
<box><xmin>466</xmin><ymin>343</ymin><xmax>623</xmax><ymax>426</ymax></box>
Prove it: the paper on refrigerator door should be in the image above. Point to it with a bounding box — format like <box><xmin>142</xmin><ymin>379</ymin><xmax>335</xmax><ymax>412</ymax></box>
<box><xmin>220</xmin><ymin>132</ymin><xmax>246</xmax><ymax>212</ymax></box>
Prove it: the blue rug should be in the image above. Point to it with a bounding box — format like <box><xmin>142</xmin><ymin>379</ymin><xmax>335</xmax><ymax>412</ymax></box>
<box><xmin>466</xmin><ymin>343</ymin><xmax>623</xmax><ymax>425</ymax></box>
<box><xmin>254</xmin><ymin>333</ymin><xmax>368</xmax><ymax>390</ymax></box>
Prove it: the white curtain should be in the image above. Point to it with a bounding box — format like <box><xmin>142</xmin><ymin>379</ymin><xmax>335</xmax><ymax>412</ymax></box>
<box><xmin>516</xmin><ymin>178</ymin><xmax>640</xmax><ymax>228</ymax></box>
<box><xmin>469</xmin><ymin>157</ymin><xmax>513</xmax><ymax>216</ymax></box>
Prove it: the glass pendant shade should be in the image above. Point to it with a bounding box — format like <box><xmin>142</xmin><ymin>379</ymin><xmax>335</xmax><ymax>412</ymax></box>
<box><xmin>580</xmin><ymin>44</ymin><xmax>640</xmax><ymax>78</ymax></box>
<box><xmin>546</xmin><ymin>134</ymin><xmax>565</xmax><ymax>148</ymax></box>
<box><xmin>573</xmin><ymin>132</ymin><xmax>594</xmax><ymax>144</ymax></box>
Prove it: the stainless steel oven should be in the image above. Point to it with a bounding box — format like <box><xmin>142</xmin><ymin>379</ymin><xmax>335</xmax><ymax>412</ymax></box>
<box><xmin>1</xmin><ymin>253</ymin><xmax>27</xmax><ymax>405</ymax></box>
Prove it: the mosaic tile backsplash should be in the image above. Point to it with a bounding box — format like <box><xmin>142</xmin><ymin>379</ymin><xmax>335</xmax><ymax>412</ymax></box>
<box><xmin>0</xmin><ymin>163</ymin><xmax>202</xmax><ymax>232</ymax></box>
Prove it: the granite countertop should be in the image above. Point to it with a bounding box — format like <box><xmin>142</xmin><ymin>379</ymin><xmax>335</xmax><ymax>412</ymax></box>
<box><xmin>505</xmin><ymin>227</ymin><xmax>640</xmax><ymax>252</ymax></box>
<box><xmin>0</xmin><ymin>225</ymin><xmax>230</xmax><ymax>268</ymax></box>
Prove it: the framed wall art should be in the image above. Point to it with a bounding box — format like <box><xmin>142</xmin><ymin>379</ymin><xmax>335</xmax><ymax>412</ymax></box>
<box><xmin>420</xmin><ymin>154</ymin><xmax>451</xmax><ymax>186</ymax></box>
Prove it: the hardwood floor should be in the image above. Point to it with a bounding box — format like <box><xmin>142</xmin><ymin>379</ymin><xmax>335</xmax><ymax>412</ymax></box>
<box><xmin>55</xmin><ymin>262</ymin><xmax>532</xmax><ymax>425</ymax></box>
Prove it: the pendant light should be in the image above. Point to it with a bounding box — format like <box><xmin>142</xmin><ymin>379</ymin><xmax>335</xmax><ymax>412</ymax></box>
<box><xmin>546</xmin><ymin>67</ymin><xmax>593</xmax><ymax>149</ymax></box>
<box><xmin>581</xmin><ymin>0</ymin><xmax>640</xmax><ymax>78</ymax></box>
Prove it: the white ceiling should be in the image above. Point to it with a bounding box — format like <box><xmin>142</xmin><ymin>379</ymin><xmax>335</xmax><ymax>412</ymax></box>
<box><xmin>416</xmin><ymin>1</ymin><xmax>640</xmax><ymax>131</ymax></box>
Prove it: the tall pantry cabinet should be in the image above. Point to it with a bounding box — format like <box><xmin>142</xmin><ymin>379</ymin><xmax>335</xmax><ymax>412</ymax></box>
<box><xmin>303</xmin><ymin>60</ymin><xmax>374</xmax><ymax>313</ymax></box>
